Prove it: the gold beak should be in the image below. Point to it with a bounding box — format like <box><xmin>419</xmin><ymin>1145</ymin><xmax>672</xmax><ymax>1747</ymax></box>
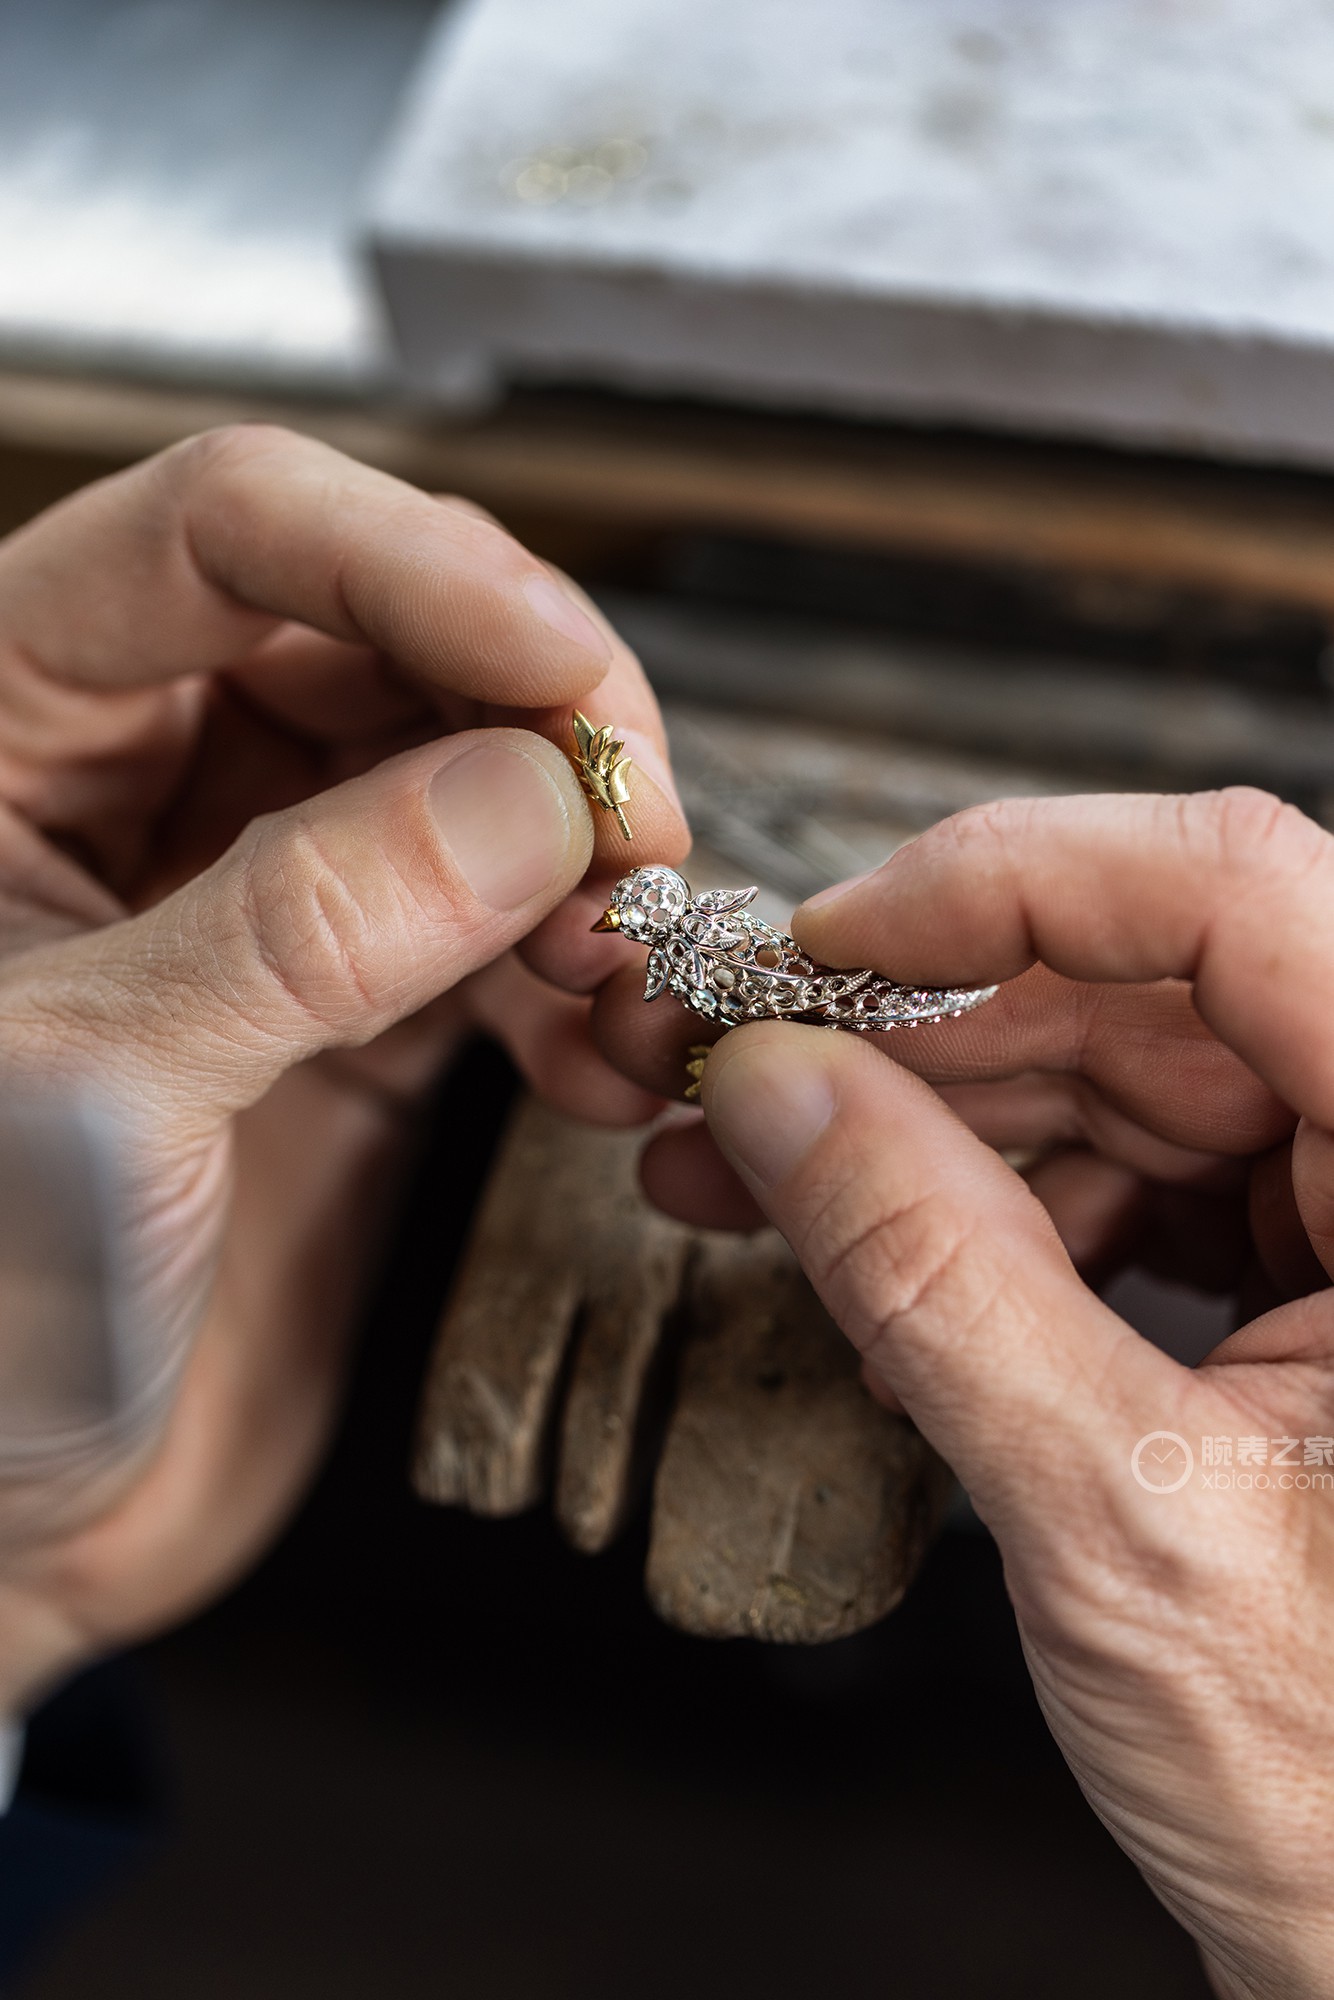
<box><xmin>590</xmin><ymin>906</ymin><xmax>621</xmax><ymax>933</ymax></box>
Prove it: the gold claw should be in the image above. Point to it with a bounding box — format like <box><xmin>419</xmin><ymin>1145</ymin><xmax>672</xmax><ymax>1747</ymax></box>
<box><xmin>571</xmin><ymin>709</ymin><xmax>634</xmax><ymax>840</ymax></box>
<box><xmin>683</xmin><ymin>1044</ymin><xmax>712</xmax><ymax>1102</ymax></box>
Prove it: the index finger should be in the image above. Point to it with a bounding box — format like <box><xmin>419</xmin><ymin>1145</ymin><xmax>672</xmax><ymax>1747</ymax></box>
<box><xmin>0</xmin><ymin>425</ymin><xmax>612</xmax><ymax>705</ymax></box>
<box><xmin>793</xmin><ymin>789</ymin><xmax>1334</xmax><ymax>1130</ymax></box>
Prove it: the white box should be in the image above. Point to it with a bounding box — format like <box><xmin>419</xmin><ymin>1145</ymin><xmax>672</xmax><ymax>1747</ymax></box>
<box><xmin>368</xmin><ymin>0</ymin><xmax>1334</xmax><ymax>464</ymax></box>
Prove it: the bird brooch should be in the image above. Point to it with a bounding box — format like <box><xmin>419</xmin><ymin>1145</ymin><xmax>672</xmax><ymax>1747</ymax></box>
<box><xmin>593</xmin><ymin>864</ymin><xmax>998</xmax><ymax>1036</ymax></box>
<box><xmin>569</xmin><ymin>714</ymin><xmax>996</xmax><ymax>1091</ymax></box>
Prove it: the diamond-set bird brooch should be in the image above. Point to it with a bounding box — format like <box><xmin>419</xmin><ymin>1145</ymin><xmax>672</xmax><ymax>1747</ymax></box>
<box><xmin>570</xmin><ymin>715</ymin><xmax>997</xmax><ymax>1093</ymax></box>
<box><xmin>592</xmin><ymin>865</ymin><xmax>997</xmax><ymax>1038</ymax></box>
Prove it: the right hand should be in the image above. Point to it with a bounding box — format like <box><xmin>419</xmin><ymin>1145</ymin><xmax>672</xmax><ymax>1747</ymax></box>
<box><xmin>603</xmin><ymin>789</ymin><xmax>1334</xmax><ymax>1997</ymax></box>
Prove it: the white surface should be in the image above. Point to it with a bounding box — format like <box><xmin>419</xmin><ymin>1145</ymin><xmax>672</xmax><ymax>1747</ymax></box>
<box><xmin>0</xmin><ymin>0</ymin><xmax>438</xmax><ymax>390</ymax></box>
<box><xmin>369</xmin><ymin>0</ymin><xmax>1334</xmax><ymax>461</ymax></box>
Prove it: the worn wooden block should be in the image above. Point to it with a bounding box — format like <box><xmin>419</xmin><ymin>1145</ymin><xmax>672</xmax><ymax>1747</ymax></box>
<box><xmin>415</xmin><ymin>1093</ymin><xmax>952</xmax><ymax>1642</ymax></box>
<box><xmin>551</xmin><ymin>1173</ymin><xmax>694</xmax><ymax>1558</ymax></box>
<box><xmin>413</xmin><ymin>1092</ymin><xmax>693</xmax><ymax>1525</ymax></box>
<box><xmin>646</xmin><ymin>1232</ymin><xmax>951</xmax><ymax>1644</ymax></box>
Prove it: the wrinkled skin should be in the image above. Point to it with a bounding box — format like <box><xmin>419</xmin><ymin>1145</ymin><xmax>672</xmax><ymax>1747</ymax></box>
<box><xmin>0</xmin><ymin>426</ymin><xmax>687</xmax><ymax>1715</ymax></box>
<box><xmin>599</xmin><ymin>788</ymin><xmax>1334</xmax><ymax>1998</ymax></box>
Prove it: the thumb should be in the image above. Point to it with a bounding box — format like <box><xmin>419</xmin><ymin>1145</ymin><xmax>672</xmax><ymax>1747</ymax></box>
<box><xmin>700</xmin><ymin>1022</ymin><xmax>1179</xmax><ymax>1536</ymax></box>
<box><xmin>6</xmin><ymin>729</ymin><xmax>592</xmax><ymax>1130</ymax></box>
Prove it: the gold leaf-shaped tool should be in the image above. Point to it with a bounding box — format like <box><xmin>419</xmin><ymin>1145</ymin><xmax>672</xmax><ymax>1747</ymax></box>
<box><xmin>572</xmin><ymin>709</ymin><xmax>634</xmax><ymax>840</ymax></box>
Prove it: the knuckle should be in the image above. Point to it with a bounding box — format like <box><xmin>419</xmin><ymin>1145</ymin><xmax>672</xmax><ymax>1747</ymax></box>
<box><xmin>234</xmin><ymin>815</ymin><xmax>387</xmax><ymax>1043</ymax></box>
<box><xmin>165</xmin><ymin>422</ymin><xmax>301</xmax><ymax>492</ymax></box>
<box><xmin>1192</xmin><ymin>785</ymin><xmax>1327</xmax><ymax>879</ymax></box>
<box><xmin>431</xmin><ymin>492</ymin><xmax>505</xmax><ymax>531</ymax></box>
<box><xmin>812</xmin><ymin>1180</ymin><xmax>979</xmax><ymax>1355</ymax></box>
<box><xmin>928</xmin><ymin>795</ymin><xmax>1044</xmax><ymax>880</ymax></box>
<box><xmin>930</xmin><ymin>797</ymin><xmax>1008</xmax><ymax>863</ymax></box>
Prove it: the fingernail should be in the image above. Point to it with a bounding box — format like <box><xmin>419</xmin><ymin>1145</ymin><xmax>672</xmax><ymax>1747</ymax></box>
<box><xmin>618</xmin><ymin>728</ymin><xmax>685</xmax><ymax>820</ymax></box>
<box><xmin>430</xmin><ymin>741</ymin><xmax>576</xmax><ymax>910</ymax></box>
<box><xmin>522</xmin><ymin>572</ymin><xmax>612</xmax><ymax>662</ymax></box>
<box><xmin>706</xmin><ymin>1039</ymin><xmax>837</xmax><ymax>1188</ymax></box>
<box><xmin>801</xmin><ymin>867</ymin><xmax>877</xmax><ymax>913</ymax></box>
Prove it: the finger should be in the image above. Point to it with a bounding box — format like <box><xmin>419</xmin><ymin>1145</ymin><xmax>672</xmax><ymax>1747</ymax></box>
<box><xmin>1022</xmin><ymin>1149</ymin><xmax>1147</xmax><ymax>1282</ymax></box>
<box><xmin>520</xmin><ymin>878</ymin><xmax>640</xmax><ymax>995</ymax></box>
<box><xmin>224</xmin><ymin>627</ymin><xmax>435</xmax><ymax>744</ymax></box>
<box><xmin>225</xmin><ymin>594</ymin><xmax>689</xmax><ymax>991</ymax></box>
<box><xmin>181</xmin><ymin>625</ymin><xmax>690</xmax><ymax>919</ymax></box>
<box><xmin>792</xmin><ymin>789</ymin><xmax>1334</xmax><ymax>1128</ymax></box>
<box><xmin>590</xmin><ymin>962</ymin><xmax>728</xmax><ymax>1098</ymax></box>
<box><xmin>2</xmin><ymin>730</ymin><xmax>593</xmax><ymax>1132</ymax></box>
<box><xmin>701</xmin><ymin>1021</ymin><xmax>1180</xmax><ymax>1530</ymax></box>
<box><xmin>0</xmin><ymin>426</ymin><xmax>611</xmax><ymax>710</ymax></box>
<box><xmin>1280</xmin><ymin>1125</ymin><xmax>1334</xmax><ymax>1289</ymax></box>
<box><xmin>458</xmin><ymin>952</ymin><xmax>663</xmax><ymax>1127</ymax></box>
<box><xmin>860</xmin><ymin>1361</ymin><xmax>908</xmax><ymax>1415</ymax></box>
<box><xmin>639</xmin><ymin>1071</ymin><xmax>1235</xmax><ymax>1262</ymax></box>
<box><xmin>638</xmin><ymin>1113</ymin><xmax>766</xmax><ymax>1230</ymax></box>
<box><xmin>885</xmin><ymin>968</ymin><xmax>1289</xmax><ymax>1158</ymax></box>
<box><xmin>0</xmin><ymin>803</ymin><xmax>124</xmax><ymax>947</ymax></box>
<box><xmin>640</xmin><ymin>1075</ymin><xmax>1197</xmax><ymax>1248</ymax></box>
<box><xmin>1197</xmin><ymin>1287</ymin><xmax>1334</xmax><ymax>1382</ymax></box>
<box><xmin>935</xmin><ymin>1074</ymin><xmax>1247</xmax><ymax>1186</ymax></box>
<box><xmin>512</xmin><ymin>573</ymin><xmax>689</xmax><ymax>883</ymax></box>
<box><xmin>229</xmin><ymin>568</ymin><xmax>689</xmax><ymax>883</ymax></box>
<box><xmin>431</xmin><ymin>493</ymin><xmax>506</xmax><ymax>528</ymax></box>
<box><xmin>1019</xmin><ymin>1156</ymin><xmax>1249</xmax><ymax>1299</ymax></box>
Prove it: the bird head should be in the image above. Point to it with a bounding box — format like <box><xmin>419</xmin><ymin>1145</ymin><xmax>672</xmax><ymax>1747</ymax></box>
<box><xmin>591</xmin><ymin>865</ymin><xmax>691</xmax><ymax>939</ymax></box>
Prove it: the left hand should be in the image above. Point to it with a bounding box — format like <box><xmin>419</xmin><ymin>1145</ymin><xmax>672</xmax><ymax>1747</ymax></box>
<box><xmin>0</xmin><ymin>425</ymin><xmax>687</xmax><ymax>1714</ymax></box>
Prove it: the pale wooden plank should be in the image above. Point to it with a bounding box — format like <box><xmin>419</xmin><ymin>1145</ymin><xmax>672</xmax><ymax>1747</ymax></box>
<box><xmin>6</xmin><ymin>373</ymin><xmax>1334</xmax><ymax>614</ymax></box>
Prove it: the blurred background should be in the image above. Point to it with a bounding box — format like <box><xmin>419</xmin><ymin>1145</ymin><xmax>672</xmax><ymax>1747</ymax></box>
<box><xmin>5</xmin><ymin>0</ymin><xmax>1334</xmax><ymax>1992</ymax></box>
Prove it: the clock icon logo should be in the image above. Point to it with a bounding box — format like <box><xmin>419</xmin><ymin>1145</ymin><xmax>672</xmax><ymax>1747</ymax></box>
<box><xmin>1131</xmin><ymin>1431</ymin><xmax>1194</xmax><ymax>1494</ymax></box>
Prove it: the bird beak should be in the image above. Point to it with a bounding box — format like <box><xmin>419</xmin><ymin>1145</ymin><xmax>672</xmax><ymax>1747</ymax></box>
<box><xmin>590</xmin><ymin>905</ymin><xmax>621</xmax><ymax>933</ymax></box>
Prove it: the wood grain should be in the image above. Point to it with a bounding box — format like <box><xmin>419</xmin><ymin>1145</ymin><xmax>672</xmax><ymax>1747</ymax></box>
<box><xmin>416</xmin><ymin>1094</ymin><xmax>952</xmax><ymax>1643</ymax></box>
<box><xmin>414</xmin><ymin>1093</ymin><xmax>692</xmax><ymax>1529</ymax></box>
<box><xmin>552</xmin><ymin>1167</ymin><xmax>694</xmax><ymax>1558</ymax></box>
<box><xmin>647</xmin><ymin>1232</ymin><xmax>952</xmax><ymax>1644</ymax></box>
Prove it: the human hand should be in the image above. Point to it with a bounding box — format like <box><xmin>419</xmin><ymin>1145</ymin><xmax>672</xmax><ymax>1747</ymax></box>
<box><xmin>603</xmin><ymin>790</ymin><xmax>1334</xmax><ymax>1997</ymax></box>
<box><xmin>0</xmin><ymin>426</ymin><xmax>687</xmax><ymax>1716</ymax></box>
